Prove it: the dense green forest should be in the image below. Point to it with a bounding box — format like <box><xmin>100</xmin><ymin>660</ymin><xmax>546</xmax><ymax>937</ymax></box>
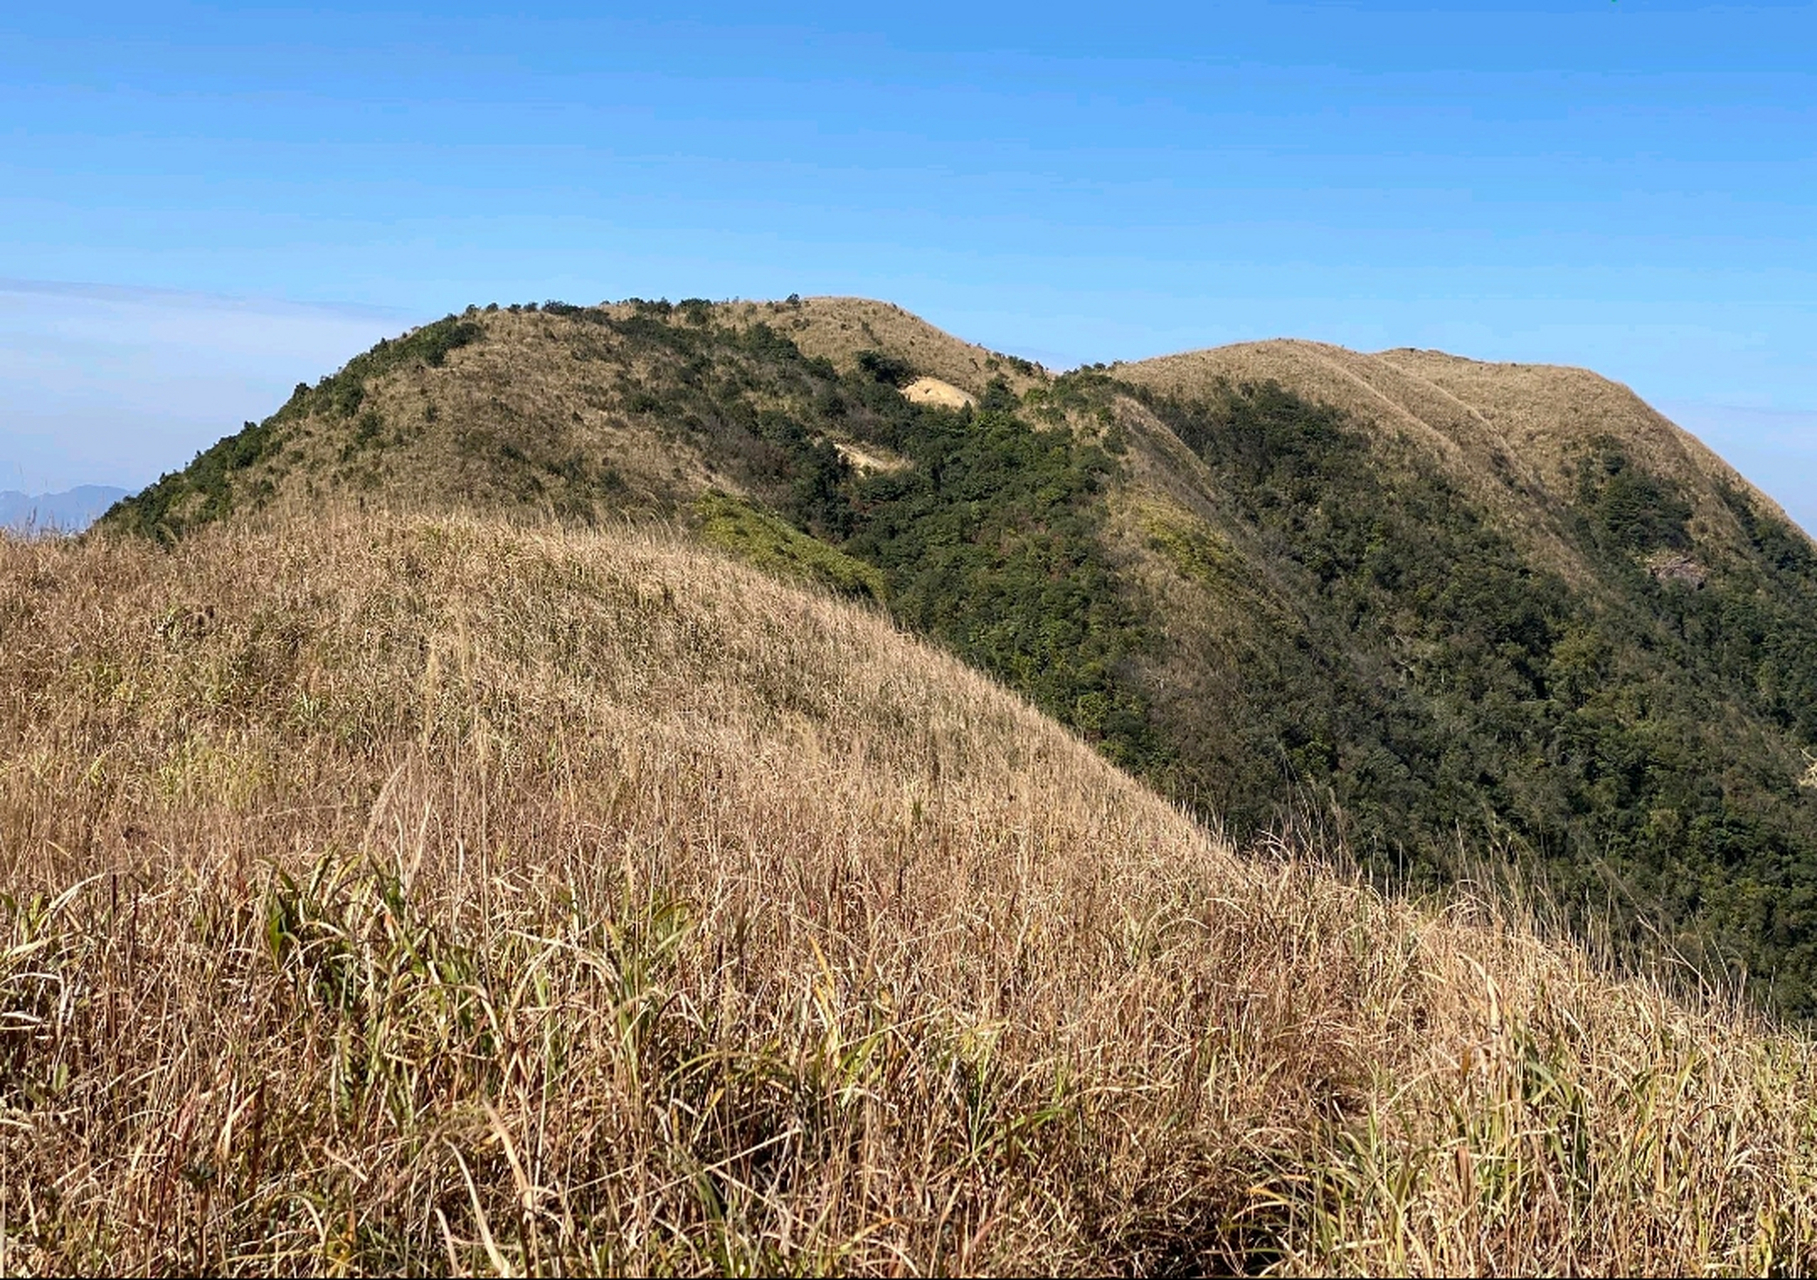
<box><xmin>102</xmin><ymin>303</ymin><xmax>1817</xmax><ymax>1014</ymax></box>
<box><xmin>1124</xmin><ymin>378</ymin><xmax>1817</xmax><ymax>1010</ymax></box>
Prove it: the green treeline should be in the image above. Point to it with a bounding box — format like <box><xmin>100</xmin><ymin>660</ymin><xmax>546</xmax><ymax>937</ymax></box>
<box><xmin>106</xmin><ymin>315</ymin><xmax>483</xmax><ymax>541</ymax></box>
<box><xmin>101</xmin><ymin>304</ymin><xmax>1817</xmax><ymax>1014</ymax></box>
<box><xmin>1130</xmin><ymin>378</ymin><xmax>1817</xmax><ymax>1012</ymax></box>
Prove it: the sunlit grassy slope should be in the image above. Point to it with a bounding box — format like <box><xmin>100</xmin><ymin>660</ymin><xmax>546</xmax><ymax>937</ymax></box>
<box><xmin>92</xmin><ymin>295</ymin><xmax>1817</xmax><ymax>1018</ymax></box>
<box><xmin>4</xmin><ymin>510</ymin><xmax>1816</xmax><ymax>1274</ymax></box>
<box><xmin>1113</xmin><ymin>337</ymin><xmax>1790</xmax><ymax>580</ymax></box>
<box><xmin>95</xmin><ymin>298</ymin><xmax>1817</xmax><ymax>1014</ymax></box>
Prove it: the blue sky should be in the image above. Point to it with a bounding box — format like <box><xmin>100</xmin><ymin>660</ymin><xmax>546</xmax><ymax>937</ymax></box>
<box><xmin>3</xmin><ymin>2</ymin><xmax>1814</xmax><ymax>526</ymax></box>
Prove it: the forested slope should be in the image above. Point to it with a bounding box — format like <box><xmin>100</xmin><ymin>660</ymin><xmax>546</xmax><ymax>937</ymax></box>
<box><xmin>101</xmin><ymin>297</ymin><xmax>1817</xmax><ymax>1013</ymax></box>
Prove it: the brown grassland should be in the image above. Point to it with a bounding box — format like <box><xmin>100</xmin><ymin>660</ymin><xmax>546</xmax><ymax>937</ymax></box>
<box><xmin>1112</xmin><ymin>337</ymin><xmax>1789</xmax><ymax>588</ymax></box>
<box><xmin>746</xmin><ymin>296</ymin><xmax>1047</xmax><ymax>399</ymax></box>
<box><xmin>193</xmin><ymin>298</ymin><xmax>1045</xmax><ymax>534</ymax></box>
<box><xmin>1113</xmin><ymin>338</ymin><xmax>1764</xmax><ymax>519</ymax></box>
<box><xmin>3</xmin><ymin>508</ymin><xmax>1817</xmax><ymax>1274</ymax></box>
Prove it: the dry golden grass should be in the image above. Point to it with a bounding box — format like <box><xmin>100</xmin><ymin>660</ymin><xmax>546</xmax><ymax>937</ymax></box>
<box><xmin>259</xmin><ymin>306</ymin><xmax>735</xmax><ymax>523</ymax></box>
<box><xmin>1371</xmin><ymin>346</ymin><xmax>1782</xmax><ymax>524</ymax></box>
<box><xmin>223</xmin><ymin>298</ymin><xmax>1029</xmax><ymax>536</ymax></box>
<box><xmin>744</xmin><ymin>297</ymin><xmax>1048</xmax><ymax>400</ymax></box>
<box><xmin>1111</xmin><ymin>338</ymin><xmax>1797</xmax><ymax>577</ymax></box>
<box><xmin>3</xmin><ymin>510</ymin><xmax>1816</xmax><ymax>1274</ymax></box>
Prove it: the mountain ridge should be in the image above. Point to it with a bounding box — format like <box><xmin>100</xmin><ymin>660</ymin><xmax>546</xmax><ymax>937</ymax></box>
<box><xmin>96</xmin><ymin>295</ymin><xmax>1817</xmax><ymax>1014</ymax></box>
<box><xmin>1115</xmin><ymin>337</ymin><xmax>1798</xmax><ymax>584</ymax></box>
<box><xmin>101</xmin><ymin>297</ymin><xmax>1796</xmax><ymax>555</ymax></box>
<box><xmin>1</xmin><ymin>484</ymin><xmax>130</xmax><ymax>534</ymax></box>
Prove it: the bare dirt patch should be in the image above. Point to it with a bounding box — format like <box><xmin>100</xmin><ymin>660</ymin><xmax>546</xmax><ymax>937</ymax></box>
<box><xmin>901</xmin><ymin>376</ymin><xmax>974</xmax><ymax>410</ymax></box>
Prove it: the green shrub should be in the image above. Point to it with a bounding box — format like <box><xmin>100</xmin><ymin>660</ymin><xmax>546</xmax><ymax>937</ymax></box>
<box><xmin>856</xmin><ymin>350</ymin><xmax>914</xmax><ymax>387</ymax></box>
<box><xmin>694</xmin><ymin>492</ymin><xmax>885</xmax><ymax>603</ymax></box>
<box><xmin>1577</xmin><ymin>442</ymin><xmax>1693</xmax><ymax>552</ymax></box>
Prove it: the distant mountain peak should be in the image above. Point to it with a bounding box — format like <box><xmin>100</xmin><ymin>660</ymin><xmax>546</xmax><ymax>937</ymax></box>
<box><xmin>0</xmin><ymin>485</ymin><xmax>130</xmax><ymax>534</ymax></box>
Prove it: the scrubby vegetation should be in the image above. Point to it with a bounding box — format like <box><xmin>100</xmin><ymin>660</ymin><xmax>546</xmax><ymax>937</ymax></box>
<box><xmin>105</xmin><ymin>315</ymin><xmax>483</xmax><ymax>541</ymax></box>
<box><xmin>103</xmin><ymin>302</ymin><xmax>1163</xmax><ymax>773</ymax></box>
<box><xmin>5</xmin><ymin>512</ymin><xmax>1816</xmax><ymax>1274</ymax></box>
<box><xmin>93</xmin><ymin>299</ymin><xmax>1817</xmax><ymax>1018</ymax></box>
<box><xmin>837</xmin><ymin>384</ymin><xmax>1162</xmax><ymax>773</ymax></box>
<box><xmin>693</xmin><ymin>490</ymin><xmax>885</xmax><ymax>602</ymax></box>
<box><xmin>1129</xmin><ymin>378</ymin><xmax>1817</xmax><ymax>1014</ymax></box>
<box><xmin>106</xmin><ymin>417</ymin><xmax>282</xmax><ymax>541</ymax></box>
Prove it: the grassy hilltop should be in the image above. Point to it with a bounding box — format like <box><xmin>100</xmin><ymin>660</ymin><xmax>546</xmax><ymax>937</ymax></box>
<box><xmin>4</xmin><ymin>511</ymin><xmax>1817</xmax><ymax>1273</ymax></box>
<box><xmin>103</xmin><ymin>296</ymin><xmax>1817</xmax><ymax>1017</ymax></box>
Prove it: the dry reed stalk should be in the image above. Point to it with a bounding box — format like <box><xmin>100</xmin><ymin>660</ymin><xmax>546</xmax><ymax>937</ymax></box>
<box><xmin>0</xmin><ymin>510</ymin><xmax>1812</xmax><ymax>1275</ymax></box>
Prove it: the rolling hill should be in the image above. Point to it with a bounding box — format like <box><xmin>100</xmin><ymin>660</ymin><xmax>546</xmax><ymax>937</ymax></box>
<box><xmin>100</xmin><ymin>297</ymin><xmax>1817</xmax><ymax>1015</ymax></box>
<box><xmin>4</xmin><ymin>509</ymin><xmax>1815</xmax><ymax>1273</ymax></box>
<box><xmin>1112</xmin><ymin>338</ymin><xmax>1788</xmax><ymax>582</ymax></box>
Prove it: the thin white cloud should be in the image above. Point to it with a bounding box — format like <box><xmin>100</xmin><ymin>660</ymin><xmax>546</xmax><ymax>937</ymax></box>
<box><xmin>0</xmin><ymin>277</ymin><xmax>411</xmax><ymax>323</ymax></box>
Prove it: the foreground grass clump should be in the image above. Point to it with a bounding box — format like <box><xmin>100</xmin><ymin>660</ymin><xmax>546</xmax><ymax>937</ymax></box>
<box><xmin>2</xmin><ymin>511</ymin><xmax>1816</xmax><ymax>1275</ymax></box>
